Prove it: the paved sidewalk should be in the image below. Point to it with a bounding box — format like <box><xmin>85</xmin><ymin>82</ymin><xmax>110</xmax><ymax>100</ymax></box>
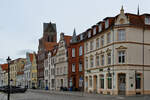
<box><xmin>28</xmin><ymin>89</ymin><xmax>114</xmax><ymax>97</ymax></box>
<box><xmin>0</xmin><ymin>92</ymin><xmax>7</xmax><ymax>100</ymax></box>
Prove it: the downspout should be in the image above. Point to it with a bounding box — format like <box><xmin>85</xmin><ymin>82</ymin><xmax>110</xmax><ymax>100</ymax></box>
<box><xmin>112</xmin><ymin>26</ymin><xmax>115</xmax><ymax>95</ymax></box>
<box><xmin>142</xmin><ymin>25</ymin><xmax>145</xmax><ymax>95</ymax></box>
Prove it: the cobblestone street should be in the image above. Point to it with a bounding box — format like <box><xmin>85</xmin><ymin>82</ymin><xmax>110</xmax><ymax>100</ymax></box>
<box><xmin>0</xmin><ymin>90</ymin><xmax>150</xmax><ymax>100</ymax></box>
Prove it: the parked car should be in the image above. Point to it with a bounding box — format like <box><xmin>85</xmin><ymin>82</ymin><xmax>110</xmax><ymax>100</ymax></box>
<box><xmin>3</xmin><ymin>86</ymin><xmax>27</xmax><ymax>93</ymax></box>
<box><xmin>0</xmin><ymin>86</ymin><xmax>7</xmax><ymax>92</ymax></box>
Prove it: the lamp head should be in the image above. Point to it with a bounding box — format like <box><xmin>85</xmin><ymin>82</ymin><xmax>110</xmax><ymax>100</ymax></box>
<box><xmin>7</xmin><ymin>56</ymin><xmax>11</xmax><ymax>63</ymax></box>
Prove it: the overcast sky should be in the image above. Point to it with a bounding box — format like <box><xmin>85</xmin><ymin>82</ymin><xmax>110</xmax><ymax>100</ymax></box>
<box><xmin>0</xmin><ymin>0</ymin><xmax>149</xmax><ymax>63</ymax></box>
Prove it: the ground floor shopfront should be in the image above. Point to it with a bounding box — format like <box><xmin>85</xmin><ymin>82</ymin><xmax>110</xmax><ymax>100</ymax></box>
<box><xmin>84</xmin><ymin>66</ymin><xmax>150</xmax><ymax>96</ymax></box>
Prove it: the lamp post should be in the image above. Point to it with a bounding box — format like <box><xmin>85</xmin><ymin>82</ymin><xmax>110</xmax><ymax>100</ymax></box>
<box><xmin>7</xmin><ymin>56</ymin><xmax>11</xmax><ymax>100</ymax></box>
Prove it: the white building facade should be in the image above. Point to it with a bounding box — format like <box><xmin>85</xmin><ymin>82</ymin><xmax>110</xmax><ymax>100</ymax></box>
<box><xmin>55</xmin><ymin>33</ymin><xmax>71</xmax><ymax>90</ymax></box>
<box><xmin>84</xmin><ymin>7</ymin><xmax>150</xmax><ymax>96</ymax></box>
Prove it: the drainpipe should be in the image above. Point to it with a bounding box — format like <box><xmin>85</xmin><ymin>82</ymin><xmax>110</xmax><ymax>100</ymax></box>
<box><xmin>142</xmin><ymin>26</ymin><xmax>145</xmax><ymax>95</ymax></box>
<box><xmin>112</xmin><ymin>26</ymin><xmax>115</xmax><ymax>95</ymax></box>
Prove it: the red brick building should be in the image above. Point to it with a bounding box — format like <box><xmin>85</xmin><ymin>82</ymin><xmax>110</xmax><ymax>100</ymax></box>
<box><xmin>68</xmin><ymin>29</ymin><xmax>84</xmax><ymax>91</ymax></box>
<box><xmin>37</xmin><ymin>22</ymin><xmax>57</xmax><ymax>88</ymax></box>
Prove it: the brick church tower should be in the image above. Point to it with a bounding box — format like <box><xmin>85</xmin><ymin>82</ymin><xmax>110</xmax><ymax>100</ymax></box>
<box><xmin>37</xmin><ymin>22</ymin><xmax>57</xmax><ymax>89</ymax></box>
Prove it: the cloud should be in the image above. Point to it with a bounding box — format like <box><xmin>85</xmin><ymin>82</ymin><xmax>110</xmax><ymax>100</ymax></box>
<box><xmin>16</xmin><ymin>49</ymin><xmax>34</xmax><ymax>56</ymax></box>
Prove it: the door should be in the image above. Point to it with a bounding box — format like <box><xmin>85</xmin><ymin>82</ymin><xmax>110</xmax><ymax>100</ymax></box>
<box><xmin>93</xmin><ymin>75</ymin><xmax>97</xmax><ymax>93</ymax></box>
<box><xmin>118</xmin><ymin>73</ymin><xmax>126</xmax><ymax>95</ymax></box>
<box><xmin>61</xmin><ymin>79</ymin><xmax>63</xmax><ymax>87</ymax></box>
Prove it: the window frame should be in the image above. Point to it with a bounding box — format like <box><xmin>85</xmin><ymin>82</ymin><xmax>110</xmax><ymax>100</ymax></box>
<box><xmin>118</xmin><ymin>51</ymin><xmax>125</xmax><ymax>64</ymax></box>
<box><xmin>72</xmin><ymin>48</ymin><xmax>75</xmax><ymax>57</ymax></box>
<box><xmin>79</xmin><ymin>46</ymin><xmax>83</xmax><ymax>56</ymax></box>
<box><xmin>72</xmin><ymin>63</ymin><xmax>75</xmax><ymax>72</ymax></box>
<box><xmin>118</xmin><ymin>29</ymin><xmax>125</xmax><ymax>41</ymax></box>
<box><xmin>107</xmin><ymin>32</ymin><xmax>111</xmax><ymax>44</ymax></box>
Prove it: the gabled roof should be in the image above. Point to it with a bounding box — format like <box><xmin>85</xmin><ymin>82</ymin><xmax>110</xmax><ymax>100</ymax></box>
<box><xmin>29</xmin><ymin>53</ymin><xmax>34</xmax><ymax>62</ymax></box>
<box><xmin>1</xmin><ymin>64</ymin><xmax>8</xmax><ymax>71</ymax></box>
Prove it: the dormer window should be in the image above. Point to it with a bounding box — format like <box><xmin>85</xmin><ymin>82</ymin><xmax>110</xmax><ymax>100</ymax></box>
<box><xmin>80</xmin><ymin>34</ymin><xmax>83</xmax><ymax>40</ymax></box>
<box><xmin>88</xmin><ymin>30</ymin><xmax>91</xmax><ymax>38</ymax></box>
<box><xmin>98</xmin><ymin>24</ymin><xmax>102</xmax><ymax>32</ymax></box>
<box><xmin>93</xmin><ymin>27</ymin><xmax>97</xmax><ymax>35</ymax></box>
<box><xmin>145</xmin><ymin>16</ymin><xmax>150</xmax><ymax>25</ymax></box>
<box><xmin>105</xmin><ymin>19</ymin><xmax>109</xmax><ymax>29</ymax></box>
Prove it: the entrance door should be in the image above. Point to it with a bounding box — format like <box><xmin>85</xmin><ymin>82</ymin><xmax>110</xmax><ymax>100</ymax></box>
<box><xmin>93</xmin><ymin>75</ymin><xmax>97</xmax><ymax>93</ymax></box>
<box><xmin>118</xmin><ymin>73</ymin><xmax>126</xmax><ymax>95</ymax></box>
<box><xmin>61</xmin><ymin>79</ymin><xmax>63</xmax><ymax>87</ymax></box>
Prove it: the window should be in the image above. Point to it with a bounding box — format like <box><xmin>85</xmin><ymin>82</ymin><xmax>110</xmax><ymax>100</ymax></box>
<box><xmin>89</xmin><ymin>76</ymin><xmax>92</xmax><ymax>87</ymax></box>
<box><xmin>100</xmin><ymin>75</ymin><xmax>104</xmax><ymax>89</ymax></box>
<box><xmin>107</xmin><ymin>33</ymin><xmax>111</xmax><ymax>43</ymax></box>
<box><xmin>72</xmin><ymin>48</ymin><xmax>75</xmax><ymax>57</ymax></box>
<box><xmin>96</xmin><ymin>38</ymin><xmax>100</xmax><ymax>49</ymax></box>
<box><xmin>145</xmin><ymin>16</ymin><xmax>150</xmax><ymax>25</ymax></box>
<box><xmin>98</xmin><ymin>24</ymin><xmax>102</xmax><ymax>32</ymax></box>
<box><xmin>90</xmin><ymin>56</ymin><xmax>94</xmax><ymax>67</ymax></box>
<box><xmin>90</xmin><ymin>41</ymin><xmax>94</xmax><ymax>50</ymax></box>
<box><xmin>86</xmin><ymin>43</ymin><xmax>88</xmax><ymax>52</ymax></box>
<box><xmin>96</xmin><ymin>55</ymin><xmax>100</xmax><ymax>66</ymax></box>
<box><xmin>80</xmin><ymin>34</ymin><xmax>83</xmax><ymax>40</ymax></box>
<box><xmin>107</xmin><ymin>53</ymin><xmax>111</xmax><ymax>65</ymax></box>
<box><xmin>72</xmin><ymin>64</ymin><xmax>75</xmax><ymax>72</ymax></box>
<box><xmin>79</xmin><ymin>46</ymin><xmax>83</xmax><ymax>56</ymax></box>
<box><xmin>118</xmin><ymin>29</ymin><xmax>125</xmax><ymax>41</ymax></box>
<box><xmin>107</xmin><ymin>74</ymin><xmax>112</xmax><ymax>89</ymax></box>
<box><xmin>118</xmin><ymin>51</ymin><xmax>125</xmax><ymax>63</ymax></box>
<box><xmin>88</xmin><ymin>30</ymin><xmax>91</xmax><ymax>38</ymax></box>
<box><xmin>101</xmin><ymin>36</ymin><xmax>104</xmax><ymax>47</ymax></box>
<box><xmin>101</xmin><ymin>55</ymin><xmax>104</xmax><ymax>66</ymax></box>
<box><xmin>136</xmin><ymin>73</ymin><xmax>141</xmax><ymax>89</ymax></box>
<box><xmin>86</xmin><ymin>58</ymin><xmax>88</xmax><ymax>68</ymax></box>
<box><xmin>79</xmin><ymin>63</ymin><xmax>82</xmax><ymax>72</ymax></box>
<box><xmin>93</xmin><ymin>27</ymin><xmax>97</xmax><ymax>35</ymax></box>
<box><xmin>105</xmin><ymin>19</ymin><xmax>109</xmax><ymax>29</ymax></box>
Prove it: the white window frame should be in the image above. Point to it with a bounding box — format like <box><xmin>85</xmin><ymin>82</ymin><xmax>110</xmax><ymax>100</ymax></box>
<box><xmin>96</xmin><ymin>38</ymin><xmax>100</xmax><ymax>49</ymax></box>
<box><xmin>118</xmin><ymin>29</ymin><xmax>125</xmax><ymax>41</ymax></box>
<box><xmin>101</xmin><ymin>36</ymin><xmax>104</xmax><ymax>47</ymax></box>
<box><xmin>88</xmin><ymin>30</ymin><xmax>91</xmax><ymax>38</ymax></box>
<box><xmin>80</xmin><ymin>34</ymin><xmax>83</xmax><ymax>40</ymax></box>
<box><xmin>101</xmin><ymin>55</ymin><xmax>104</xmax><ymax>66</ymax></box>
<box><xmin>107</xmin><ymin>32</ymin><xmax>111</xmax><ymax>43</ymax></box>
<box><xmin>105</xmin><ymin>19</ymin><xmax>109</xmax><ymax>29</ymax></box>
<box><xmin>98</xmin><ymin>24</ymin><xmax>102</xmax><ymax>32</ymax></box>
<box><xmin>93</xmin><ymin>27</ymin><xmax>97</xmax><ymax>35</ymax></box>
<box><xmin>118</xmin><ymin>51</ymin><xmax>125</xmax><ymax>63</ymax></box>
<box><xmin>96</xmin><ymin>55</ymin><xmax>100</xmax><ymax>66</ymax></box>
<box><xmin>86</xmin><ymin>58</ymin><xmax>88</xmax><ymax>68</ymax></box>
<box><xmin>107</xmin><ymin>53</ymin><xmax>111</xmax><ymax>65</ymax></box>
<box><xmin>79</xmin><ymin>62</ymin><xmax>82</xmax><ymax>72</ymax></box>
<box><xmin>79</xmin><ymin>46</ymin><xmax>83</xmax><ymax>56</ymax></box>
<box><xmin>90</xmin><ymin>56</ymin><xmax>94</xmax><ymax>67</ymax></box>
<box><xmin>72</xmin><ymin>64</ymin><xmax>75</xmax><ymax>72</ymax></box>
<box><xmin>86</xmin><ymin>43</ymin><xmax>88</xmax><ymax>53</ymax></box>
<box><xmin>145</xmin><ymin>16</ymin><xmax>150</xmax><ymax>25</ymax></box>
<box><xmin>90</xmin><ymin>41</ymin><xmax>94</xmax><ymax>51</ymax></box>
<box><xmin>72</xmin><ymin>48</ymin><xmax>75</xmax><ymax>57</ymax></box>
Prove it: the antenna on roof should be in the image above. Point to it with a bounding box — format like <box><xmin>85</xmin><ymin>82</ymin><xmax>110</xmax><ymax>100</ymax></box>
<box><xmin>137</xmin><ymin>4</ymin><xmax>140</xmax><ymax>15</ymax></box>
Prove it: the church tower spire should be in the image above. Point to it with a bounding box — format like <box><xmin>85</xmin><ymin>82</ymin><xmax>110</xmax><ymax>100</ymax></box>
<box><xmin>137</xmin><ymin>4</ymin><xmax>140</xmax><ymax>15</ymax></box>
<box><xmin>71</xmin><ymin>28</ymin><xmax>77</xmax><ymax>43</ymax></box>
<box><xmin>120</xmin><ymin>5</ymin><xmax>124</xmax><ymax>15</ymax></box>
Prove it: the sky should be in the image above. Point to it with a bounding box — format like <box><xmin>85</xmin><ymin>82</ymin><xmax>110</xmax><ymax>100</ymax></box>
<box><xmin>0</xmin><ymin>0</ymin><xmax>149</xmax><ymax>64</ymax></box>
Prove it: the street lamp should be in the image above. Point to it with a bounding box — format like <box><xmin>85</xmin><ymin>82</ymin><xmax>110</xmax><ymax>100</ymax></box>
<box><xmin>7</xmin><ymin>56</ymin><xmax>11</xmax><ymax>100</ymax></box>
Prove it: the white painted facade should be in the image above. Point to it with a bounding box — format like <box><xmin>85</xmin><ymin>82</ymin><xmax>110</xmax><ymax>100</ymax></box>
<box><xmin>84</xmin><ymin>8</ymin><xmax>150</xmax><ymax>95</ymax></box>
<box><xmin>55</xmin><ymin>33</ymin><xmax>69</xmax><ymax>90</ymax></box>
